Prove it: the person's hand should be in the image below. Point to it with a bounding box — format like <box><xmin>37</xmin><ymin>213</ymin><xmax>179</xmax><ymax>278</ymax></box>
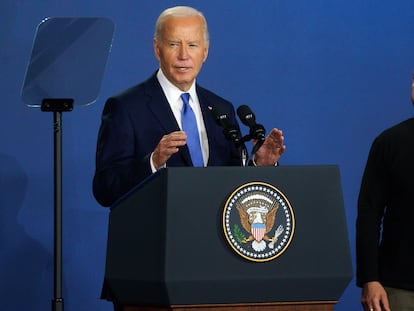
<box><xmin>361</xmin><ymin>281</ymin><xmax>391</xmax><ymax>311</ymax></box>
<box><xmin>253</xmin><ymin>128</ymin><xmax>286</xmax><ymax>166</ymax></box>
<box><xmin>152</xmin><ymin>131</ymin><xmax>187</xmax><ymax>169</ymax></box>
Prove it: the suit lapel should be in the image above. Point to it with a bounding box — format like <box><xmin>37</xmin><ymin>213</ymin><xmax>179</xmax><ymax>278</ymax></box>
<box><xmin>144</xmin><ymin>74</ymin><xmax>179</xmax><ymax>133</ymax></box>
<box><xmin>144</xmin><ymin>73</ymin><xmax>193</xmax><ymax>166</ymax></box>
<box><xmin>197</xmin><ymin>86</ymin><xmax>219</xmax><ymax>166</ymax></box>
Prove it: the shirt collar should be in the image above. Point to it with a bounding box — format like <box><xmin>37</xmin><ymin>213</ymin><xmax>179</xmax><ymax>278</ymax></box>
<box><xmin>157</xmin><ymin>69</ymin><xmax>197</xmax><ymax>105</ymax></box>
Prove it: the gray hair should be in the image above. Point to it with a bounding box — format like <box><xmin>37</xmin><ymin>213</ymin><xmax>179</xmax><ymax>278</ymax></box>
<box><xmin>154</xmin><ymin>6</ymin><xmax>210</xmax><ymax>43</ymax></box>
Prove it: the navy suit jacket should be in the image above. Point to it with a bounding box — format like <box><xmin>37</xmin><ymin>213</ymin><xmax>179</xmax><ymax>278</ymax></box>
<box><xmin>93</xmin><ymin>72</ymin><xmax>242</xmax><ymax>207</ymax></box>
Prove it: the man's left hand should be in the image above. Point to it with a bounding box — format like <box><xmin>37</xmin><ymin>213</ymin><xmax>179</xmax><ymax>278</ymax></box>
<box><xmin>254</xmin><ymin>128</ymin><xmax>286</xmax><ymax>166</ymax></box>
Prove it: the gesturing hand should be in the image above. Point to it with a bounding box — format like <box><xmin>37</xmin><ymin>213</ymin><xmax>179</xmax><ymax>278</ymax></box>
<box><xmin>152</xmin><ymin>131</ymin><xmax>187</xmax><ymax>169</ymax></box>
<box><xmin>254</xmin><ymin>128</ymin><xmax>286</xmax><ymax>166</ymax></box>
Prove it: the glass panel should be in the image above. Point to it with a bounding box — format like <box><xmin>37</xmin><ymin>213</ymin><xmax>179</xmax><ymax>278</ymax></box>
<box><xmin>21</xmin><ymin>17</ymin><xmax>115</xmax><ymax>107</ymax></box>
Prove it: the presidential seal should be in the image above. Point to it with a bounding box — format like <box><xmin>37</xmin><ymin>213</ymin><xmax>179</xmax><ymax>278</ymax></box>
<box><xmin>222</xmin><ymin>182</ymin><xmax>295</xmax><ymax>262</ymax></box>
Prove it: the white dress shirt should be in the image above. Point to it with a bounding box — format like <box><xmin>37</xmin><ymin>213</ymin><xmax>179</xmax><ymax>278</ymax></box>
<box><xmin>150</xmin><ymin>69</ymin><xmax>209</xmax><ymax>171</ymax></box>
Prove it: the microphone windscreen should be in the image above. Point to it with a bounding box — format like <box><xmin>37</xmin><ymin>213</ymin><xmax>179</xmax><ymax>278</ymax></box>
<box><xmin>211</xmin><ymin>105</ymin><xmax>231</xmax><ymax>127</ymax></box>
<box><xmin>237</xmin><ymin>105</ymin><xmax>255</xmax><ymax>126</ymax></box>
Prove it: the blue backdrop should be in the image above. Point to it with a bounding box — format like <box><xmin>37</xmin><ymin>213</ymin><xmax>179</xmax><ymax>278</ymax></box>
<box><xmin>1</xmin><ymin>1</ymin><xmax>414</xmax><ymax>310</ymax></box>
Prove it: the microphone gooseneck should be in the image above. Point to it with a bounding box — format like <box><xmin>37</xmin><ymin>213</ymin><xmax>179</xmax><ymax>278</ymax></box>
<box><xmin>210</xmin><ymin>105</ymin><xmax>248</xmax><ymax>166</ymax></box>
<box><xmin>211</xmin><ymin>104</ymin><xmax>267</xmax><ymax>165</ymax></box>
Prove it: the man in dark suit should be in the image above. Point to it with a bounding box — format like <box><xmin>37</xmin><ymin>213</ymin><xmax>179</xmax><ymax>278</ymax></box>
<box><xmin>93</xmin><ymin>6</ymin><xmax>286</xmax><ymax>310</ymax></box>
<box><xmin>93</xmin><ymin>6</ymin><xmax>286</xmax><ymax>209</ymax></box>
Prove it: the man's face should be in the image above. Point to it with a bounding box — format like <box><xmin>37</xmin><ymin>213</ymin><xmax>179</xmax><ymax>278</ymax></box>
<box><xmin>154</xmin><ymin>15</ymin><xmax>209</xmax><ymax>91</ymax></box>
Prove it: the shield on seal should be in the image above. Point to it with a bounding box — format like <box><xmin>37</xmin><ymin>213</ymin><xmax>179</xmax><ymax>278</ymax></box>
<box><xmin>251</xmin><ymin>222</ymin><xmax>265</xmax><ymax>241</ymax></box>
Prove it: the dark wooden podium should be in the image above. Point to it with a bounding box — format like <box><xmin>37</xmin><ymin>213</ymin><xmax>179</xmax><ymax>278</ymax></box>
<box><xmin>104</xmin><ymin>166</ymin><xmax>353</xmax><ymax>311</ymax></box>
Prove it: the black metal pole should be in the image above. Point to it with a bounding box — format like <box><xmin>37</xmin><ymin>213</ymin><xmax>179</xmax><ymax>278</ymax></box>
<box><xmin>52</xmin><ymin>110</ymin><xmax>64</xmax><ymax>311</ymax></box>
<box><xmin>41</xmin><ymin>98</ymin><xmax>73</xmax><ymax>311</ymax></box>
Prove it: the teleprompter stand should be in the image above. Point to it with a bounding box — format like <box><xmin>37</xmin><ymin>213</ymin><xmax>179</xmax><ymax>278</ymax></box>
<box><xmin>41</xmin><ymin>98</ymin><xmax>74</xmax><ymax>311</ymax></box>
<box><xmin>21</xmin><ymin>17</ymin><xmax>115</xmax><ymax>311</ymax></box>
<box><xmin>21</xmin><ymin>16</ymin><xmax>114</xmax><ymax>310</ymax></box>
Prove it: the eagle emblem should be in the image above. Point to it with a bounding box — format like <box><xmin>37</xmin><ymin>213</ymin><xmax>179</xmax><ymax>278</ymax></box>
<box><xmin>236</xmin><ymin>196</ymin><xmax>281</xmax><ymax>252</ymax></box>
<box><xmin>223</xmin><ymin>182</ymin><xmax>295</xmax><ymax>262</ymax></box>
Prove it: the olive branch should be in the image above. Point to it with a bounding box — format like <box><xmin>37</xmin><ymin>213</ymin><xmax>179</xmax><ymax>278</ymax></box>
<box><xmin>233</xmin><ymin>224</ymin><xmax>247</xmax><ymax>243</ymax></box>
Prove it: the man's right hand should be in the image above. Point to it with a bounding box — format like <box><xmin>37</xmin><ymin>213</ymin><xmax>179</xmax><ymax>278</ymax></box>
<box><xmin>361</xmin><ymin>281</ymin><xmax>391</xmax><ymax>311</ymax></box>
<box><xmin>152</xmin><ymin>131</ymin><xmax>187</xmax><ymax>169</ymax></box>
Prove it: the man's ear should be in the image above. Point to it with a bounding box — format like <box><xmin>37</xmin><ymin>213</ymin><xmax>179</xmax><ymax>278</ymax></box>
<box><xmin>203</xmin><ymin>45</ymin><xmax>209</xmax><ymax>63</ymax></box>
<box><xmin>153</xmin><ymin>39</ymin><xmax>161</xmax><ymax>62</ymax></box>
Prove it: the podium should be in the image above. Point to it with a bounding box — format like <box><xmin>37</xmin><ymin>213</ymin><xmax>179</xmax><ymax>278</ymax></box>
<box><xmin>103</xmin><ymin>166</ymin><xmax>353</xmax><ymax>311</ymax></box>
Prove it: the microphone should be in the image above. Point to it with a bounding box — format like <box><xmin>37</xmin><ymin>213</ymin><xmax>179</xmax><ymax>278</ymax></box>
<box><xmin>236</xmin><ymin>105</ymin><xmax>266</xmax><ymax>142</ymax></box>
<box><xmin>210</xmin><ymin>105</ymin><xmax>242</xmax><ymax>146</ymax></box>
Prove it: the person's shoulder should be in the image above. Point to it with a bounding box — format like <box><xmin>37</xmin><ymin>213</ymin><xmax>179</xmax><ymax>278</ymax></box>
<box><xmin>381</xmin><ymin>117</ymin><xmax>414</xmax><ymax>136</ymax></box>
<box><xmin>373</xmin><ymin>117</ymin><xmax>414</xmax><ymax>147</ymax></box>
<box><xmin>396</xmin><ymin>117</ymin><xmax>414</xmax><ymax>129</ymax></box>
<box><xmin>196</xmin><ymin>84</ymin><xmax>232</xmax><ymax>106</ymax></box>
<box><xmin>108</xmin><ymin>72</ymin><xmax>159</xmax><ymax>103</ymax></box>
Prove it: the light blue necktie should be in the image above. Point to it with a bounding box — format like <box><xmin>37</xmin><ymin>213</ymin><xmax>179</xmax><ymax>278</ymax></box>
<box><xmin>180</xmin><ymin>93</ymin><xmax>204</xmax><ymax>167</ymax></box>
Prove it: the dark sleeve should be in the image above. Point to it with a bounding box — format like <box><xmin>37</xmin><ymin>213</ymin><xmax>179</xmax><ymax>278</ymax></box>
<box><xmin>92</xmin><ymin>97</ymin><xmax>152</xmax><ymax>207</ymax></box>
<box><xmin>356</xmin><ymin>136</ymin><xmax>388</xmax><ymax>286</ymax></box>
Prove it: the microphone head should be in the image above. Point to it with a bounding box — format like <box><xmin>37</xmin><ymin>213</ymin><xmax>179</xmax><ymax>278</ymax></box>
<box><xmin>237</xmin><ymin>105</ymin><xmax>256</xmax><ymax>126</ymax></box>
<box><xmin>211</xmin><ymin>105</ymin><xmax>241</xmax><ymax>145</ymax></box>
<box><xmin>237</xmin><ymin>105</ymin><xmax>266</xmax><ymax>141</ymax></box>
<box><xmin>211</xmin><ymin>105</ymin><xmax>230</xmax><ymax>127</ymax></box>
